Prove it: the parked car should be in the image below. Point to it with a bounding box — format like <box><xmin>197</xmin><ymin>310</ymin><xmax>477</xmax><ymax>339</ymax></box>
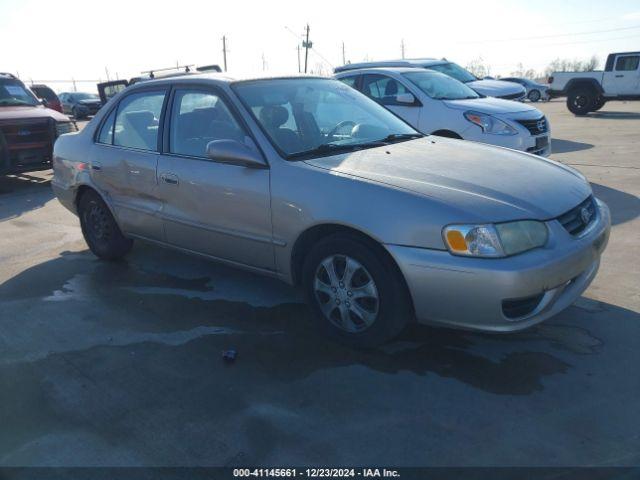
<box><xmin>29</xmin><ymin>84</ymin><xmax>63</xmax><ymax>112</ymax></box>
<box><xmin>0</xmin><ymin>73</ymin><xmax>76</xmax><ymax>175</ymax></box>
<box><xmin>335</xmin><ymin>58</ymin><xmax>527</xmax><ymax>101</ymax></box>
<box><xmin>548</xmin><ymin>51</ymin><xmax>640</xmax><ymax>115</ymax></box>
<box><xmin>500</xmin><ymin>77</ymin><xmax>549</xmax><ymax>102</ymax></box>
<box><xmin>59</xmin><ymin>92</ymin><xmax>103</xmax><ymax>119</ymax></box>
<box><xmin>52</xmin><ymin>74</ymin><xmax>610</xmax><ymax>347</ymax></box>
<box><xmin>336</xmin><ymin>68</ymin><xmax>551</xmax><ymax>156</ymax></box>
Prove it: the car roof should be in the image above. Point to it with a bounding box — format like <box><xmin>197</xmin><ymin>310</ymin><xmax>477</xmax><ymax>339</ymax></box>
<box><xmin>335</xmin><ymin>66</ymin><xmax>446</xmax><ymax>76</ymax></box>
<box><xmin>127</xmin><ymin>71</ymin><xmax>331</xmax><ymax>89</ymax></box>
<box><xmin>334</xmin><ymin>58</ymin><xmax>447</xmax><ymax>73</ymax></box>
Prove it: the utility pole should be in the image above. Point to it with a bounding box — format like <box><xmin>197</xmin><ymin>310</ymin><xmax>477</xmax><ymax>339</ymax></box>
<box><xmin>262</xmin><ymin>53</ymin><xmax>267</xmax><ymax>71</ymax></box>
<box><xmin>342</xmin><ymin>41</ymin><xmax>346</xmax><ymax>65</ymax></box>
<box><xmin>105</xmin><ymin>67</ymin><xmax>110</xmax><ymax>82</ymax></box>
<box><xmin>401</xmin><ymin>39</ymin><xmax>405</xmax><ymax>59</ymax></box>
<box><xmin>222</xmin><ymin>36</ymin><xmax>228</xmax><ymax>71</ymax></box>
<box><xmin>302</xmin><ymin>24</ymin><xmax>312</xmax><ymax>73</ymax></box>
<box><xmin>297</xmin><ymin>45</ymin><xmax>301</xmax><ymax>73</ymax></box>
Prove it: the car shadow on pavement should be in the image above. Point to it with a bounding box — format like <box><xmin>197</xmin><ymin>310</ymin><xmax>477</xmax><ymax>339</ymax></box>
<box><xmin>591</xmin><ymin>182</ymin><xmax>640</xmax><ymax>226</ymax></box>
<box><xmin>551</xmin><ymin>138</ymin><xmax>594</xmax><ymax>154</ymax></box>
<box><xmin>0</xmin><ymin>171</ymin><xmax>53</xmax><ymax>221</ymax></box>
<box><xmin>2</xmin><ymin>244</ymin><xmax>636</xmax><ymax>404</ymax></box>
<box><xmin>587</xmin><ymin>111</ymin><xmax>640</xmax><ymax>120</ymax></box>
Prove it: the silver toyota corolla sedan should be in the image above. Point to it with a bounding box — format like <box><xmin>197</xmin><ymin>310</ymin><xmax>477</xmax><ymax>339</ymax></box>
<box><xmin>52</xmin><ymin>73</ymin><xmax>610</xmax><ymax>347</ymax></box>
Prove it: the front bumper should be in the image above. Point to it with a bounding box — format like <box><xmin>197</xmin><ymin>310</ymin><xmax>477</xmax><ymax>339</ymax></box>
<box><xmin>463</xmin><ymin>127</ymin><xmax>551</xmax><ymax>157</ymax></box>
<box><xmin>386</xmin><ymin>199</ymin><xmax>611</xmax><ymax>332</ymax></box>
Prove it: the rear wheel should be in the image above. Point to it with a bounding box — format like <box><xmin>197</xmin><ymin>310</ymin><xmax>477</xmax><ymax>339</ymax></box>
<box><xmin>78</xmin><ymin>190</ymin><xmax>133</xmax><ymax>260</ymax></box>
<box><xmin>302</xmin><ymin>234</ymin><xmax>412</xmax><ymax>348</ymax></box>
<box><xmin>567</xmin><ymin>88</ymin><xmax>595</xmax><ymax>115</ymax></box>
<box><xmin>528</xmin><ymin>89</ymin><xmax>541</xmax><ymax>102</ymax></box>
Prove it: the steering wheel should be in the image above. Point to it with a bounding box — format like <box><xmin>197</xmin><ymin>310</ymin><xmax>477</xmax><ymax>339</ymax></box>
<box><xmin>326</xmin><ymin>120</ymin><xmax>357</xmax><ymax>142</ymax></box>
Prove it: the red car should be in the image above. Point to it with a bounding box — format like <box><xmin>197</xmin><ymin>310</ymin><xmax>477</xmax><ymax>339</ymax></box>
<box><xmin>29</xmin><ymin>84</ymin><xmax>63</xmax><ymax>113</ymax></box>
<box><xmin>1</xmin><ymin>73</ymin><xmax>75</xmax><ymax>175</ymax></box>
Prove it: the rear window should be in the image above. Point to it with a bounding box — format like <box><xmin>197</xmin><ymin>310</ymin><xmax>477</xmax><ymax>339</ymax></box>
<box><xmin>31</xmin><ymin>86</ymin><xmax>57</xmax><ymax>101</ymax></box>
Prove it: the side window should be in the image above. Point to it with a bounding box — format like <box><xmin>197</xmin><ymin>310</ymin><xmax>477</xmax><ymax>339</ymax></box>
<box><xmin>338</xmin><ymin>76</ymin><xmax>358</xmax><ymax>89</ymax></box>
<box><xmin>615</xmin><ymin>55</ymin><xmax>640</xmax><ymax>71</ymax></box>
<box><xmin>113</xmin><ymin>90</ymin><xmax>166</xmax><ymax>151</ymax></box>
<box><xmin>97</xmin><ymin>108</ymin><xmax>116</xmax><ymax>144</ymax></box>
<box><xmin>361</xmin><ymin>75</ymin><xmax>409</xmax><ymax>105</ymax></box>
<box><xmin>170</xmin><ymin>89</ymin><xmax>246</xmax><ymax>158</ymax></box>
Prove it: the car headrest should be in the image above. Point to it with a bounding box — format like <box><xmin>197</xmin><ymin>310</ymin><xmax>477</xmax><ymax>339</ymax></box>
<box><xmin>125</xmin><ymin>110</ymin><xmax>155</xmax><ymax>129</ymax></box>
<box><xmin>259</xmin><ymin>105</ymin><xmax>289</xmax><ymax>129</ymax></box>
<box><xmin>384</xmin><ymin>80</ymin><xmax>398</xmax><ymax>96</ymax></box>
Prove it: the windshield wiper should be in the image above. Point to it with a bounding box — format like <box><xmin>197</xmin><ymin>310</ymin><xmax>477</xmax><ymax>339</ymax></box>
<box><xmin>287</xmin><ymin>142</ymin><xmax>365</xmax><ymax>160</ymax></box>
<box><xmin>375</xmin><ymin>133</ymin><xmax>424</xmax><ymax>143</ymax></box>
<box><xmin>0</xmin><ymin>99</ymin><xmax>34</xmax><ymax>106</ymax></box>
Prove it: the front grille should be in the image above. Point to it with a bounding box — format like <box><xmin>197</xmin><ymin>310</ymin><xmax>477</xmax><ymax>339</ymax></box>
<box><xmin>556</xmin><ymin>196</ymin><xmax>596</xmax><ymax>236</ymax></box>
<box><xmin>502</xmin><ymin>292</ymin><xmax>545</xmax><ymax>319</ymax></box>
<box><xmin>0</xmin><ymin>118</ymin><xmax>55</xmax><ymax>171</ymax></box>
<box><xmin>500</xmin><ymin>92</ymin><xmax>525</xmax><ymax>101</ymax></box>
<box><xmin>516</xmin><ymin>116</ymin><xmax>548</xmax><ymax>135</ymax></box>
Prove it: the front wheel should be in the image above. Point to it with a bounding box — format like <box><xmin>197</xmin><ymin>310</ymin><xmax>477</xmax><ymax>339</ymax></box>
<box><xmin>302</xmin><ymin>234</ymin><xmax>413</xmax><ymax>348</ymax></box>
<box><xmin>567</xmin><ymin>88</ymin><xmax>595</xmax><ymax>115</ymax></box>
<box><xmin>528</xmin><ymin>89</ymin><xmax>541</xmax><ymax>102</ymax></box>
<box><xmin>78</xmin><ymin>190</ymin><xmax>133</xmax><ymax>260</ymax></box>
<box><xmin>592</xmin><ymin>96</ymin><xmax>606</xmax><ymax>112</ymax></box>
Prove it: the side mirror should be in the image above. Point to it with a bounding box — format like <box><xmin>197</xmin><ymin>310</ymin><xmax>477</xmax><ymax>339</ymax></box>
<box><xmin>205</xmin><ymin>139</ymin><xmax>267</xmax><ymax>169</ymax></box>
<box><xmin>396</xmin><ymin>93</ymin><xmax>416</xmax><ymax>105</ymax></box>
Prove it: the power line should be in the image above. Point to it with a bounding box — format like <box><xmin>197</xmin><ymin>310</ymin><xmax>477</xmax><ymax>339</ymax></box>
<box><xmin>459</xmin><ymin>24</ymin><xmax>640</xmax><ymax>44</ymax></box>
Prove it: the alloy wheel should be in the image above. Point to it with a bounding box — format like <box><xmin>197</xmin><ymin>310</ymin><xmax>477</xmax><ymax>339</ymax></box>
<box><xmin>313</xmin><ymin>254</ymin><xmax>379</xmax><ymax>333</ymax></box>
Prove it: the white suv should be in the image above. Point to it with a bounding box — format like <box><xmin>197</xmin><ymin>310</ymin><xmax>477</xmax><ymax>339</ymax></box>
<box><xmin>336</xmin><ymin>68</ymin><xmax>551</xmax><ymax>156</ymax></box>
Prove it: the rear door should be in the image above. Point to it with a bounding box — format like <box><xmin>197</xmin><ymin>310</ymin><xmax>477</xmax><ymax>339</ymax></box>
<box><xmin>360</xmin><ymin>74</ymin><xmax>421</xmax><ymax>129</ymax></box>
<box><xmin>607</xmin><ymin>54</ymin><xmax>640</xmax><ymax>96</ymax></box>
<box><xmin>90</xmin><ymin>87</ymin><xmax>168</xmax><ymax>240</ymax></box>
<box><xmin>156</xmin><ymin>86</ymin><xmax>274</xmax><ymax>271</ymax></box>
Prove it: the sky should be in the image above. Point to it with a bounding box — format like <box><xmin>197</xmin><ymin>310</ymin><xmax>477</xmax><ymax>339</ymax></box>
<box><xmin>1</xmin><ymin>0</ymin><xmax>639</xmax><ymax>92</ymax></box>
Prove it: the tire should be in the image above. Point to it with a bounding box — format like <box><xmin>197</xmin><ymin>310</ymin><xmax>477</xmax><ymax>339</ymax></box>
<box><xmin>302</xmin><ymin>233</ymin><xmax>413</xmax><ymax>348</ymax></box>
<box><xmin>78</xmin><ymin>190</ymin><xmax>133</xmax><ymax>260</ymax></box>
<box><xmin>592</xmin><ymin>96</ymin><xmax>606</xmax><ymax>112</ymax></box>
<box><xmin>528</xmin><ymin>89</ymin><xmax>541</xmax><ymax>102</ymax></box>
<box><xmin>567</xmin><ymin>88</ymin><xmax>595</xmax><ymax>115</ymax></box>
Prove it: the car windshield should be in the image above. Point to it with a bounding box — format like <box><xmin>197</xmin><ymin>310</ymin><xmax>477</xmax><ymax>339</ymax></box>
<box><xmin>73</xmin><ymin>92</ymin><xmax>99</xmax><ymax>100</ymax></box>
<box><xmin>233</xmin><ymin>78</ymin><xmax>421</xmax><ymax>159</ymax></box>
<box><xmin>403</xmin><ymin>71</ymin><xmax>480</xmax><ymax>100</ymax></box>
<box><xmin>0</xmin><ymin>80</ymin><xmax>40</xmax><ymax>106</ymax></box>
<box><xmin>426</xmin><ymin>62</ymin><xmax>477</xmax><ymax>83</ymax></box>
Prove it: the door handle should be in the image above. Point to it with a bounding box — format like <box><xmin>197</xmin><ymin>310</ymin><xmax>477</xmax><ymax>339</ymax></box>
<box><xmin>615</xmin><ymin>74</ymin><xmax>624</xmax><ymax>78</ymax></box>
<box><xmin>91</xmin><ymin>162</ymin><xmax>102</xmax><ymax>171</ymax></box>
<box><xmin>160</xmin><ymin>173</ymin><xmax>179</xmax><ymax>185</ymax></box>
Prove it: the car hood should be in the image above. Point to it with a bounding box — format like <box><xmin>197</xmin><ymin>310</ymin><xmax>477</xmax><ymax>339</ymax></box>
<box><xmin>442</xmin><ymin>96</ymin><xmax>535</xmax><ymax>114</ymax></box>
<box><xmin>304</xmin><ymin>138</ymin><xmax>590</xmax><ymax>222</ymax></box>
<box><xmin>466</xmin><ymin>79</ymin><xmax>525</xmax><ymax>97</ymax></box>
<box><xmin>0</xmin><ymin>105</ymin><xmax>70</xmax><ymax>122</ymax></box>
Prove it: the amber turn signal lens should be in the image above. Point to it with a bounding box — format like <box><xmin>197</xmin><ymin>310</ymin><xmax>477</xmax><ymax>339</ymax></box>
<box><xmin>446</xmin><ymin>230</ymin><xmax>467</xmax><ymax>252</ymax></box>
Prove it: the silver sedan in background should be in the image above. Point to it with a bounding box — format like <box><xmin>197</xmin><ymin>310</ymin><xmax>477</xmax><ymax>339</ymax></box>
<box><xmin>52</xmin><ymin>74</ymin><xmax>610</xmax><ymax>347</ymax></box>
<box><xmin>500</xmin><ymin>77</ymin><xmax>551</xmax><ymax>102</ymax></box>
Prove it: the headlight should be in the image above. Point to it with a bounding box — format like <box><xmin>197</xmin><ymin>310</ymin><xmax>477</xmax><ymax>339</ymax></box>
<box><xmin>55</xmin><ymin>121</ymin><xmax>78</xmax><ymax>136</ymax></box>
<box><xmin>463</xmin><ymin>111</ymin><xmax>517</xmax><ymax>135</ymax></box>
<box><xmin>443</xmin><ymin>220</ymin><xmax>548</xmax><ymax>258</ymax></box>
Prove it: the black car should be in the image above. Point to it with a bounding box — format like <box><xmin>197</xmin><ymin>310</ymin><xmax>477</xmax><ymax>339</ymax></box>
<box><xmin>59</xmin><ymin>92</ymin><xmax>102</xmax><ymax>119</ymax></box>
